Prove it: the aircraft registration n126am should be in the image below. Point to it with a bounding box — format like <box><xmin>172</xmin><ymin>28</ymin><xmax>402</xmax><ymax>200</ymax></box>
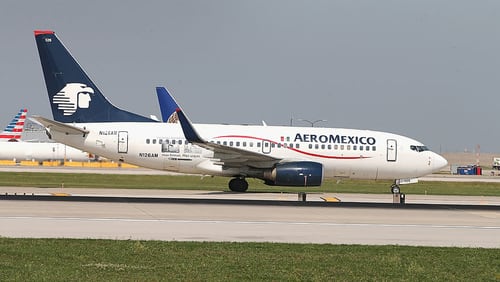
<box><xmin>32</xmin><ymin>30</ymin><xmax>447</xmax><ymax>192</ymax></box>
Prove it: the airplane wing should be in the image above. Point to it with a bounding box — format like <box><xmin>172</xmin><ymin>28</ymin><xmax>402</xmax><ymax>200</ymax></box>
<box><xmin>31</xmin><ymin>116</ymin><xmax>89</xmax><ymax>136</ymax></box>
<box><xmin>175</xmin><ymin>109</ymin><xmax>280</xmax><ymax>168</ymax></box>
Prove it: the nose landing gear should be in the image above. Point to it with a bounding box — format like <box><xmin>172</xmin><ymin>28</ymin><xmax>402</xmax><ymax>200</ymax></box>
<box><xmin>391</xmin><ymin>181</ymin><xmax>405</xmax><ymax>204</ymax></box>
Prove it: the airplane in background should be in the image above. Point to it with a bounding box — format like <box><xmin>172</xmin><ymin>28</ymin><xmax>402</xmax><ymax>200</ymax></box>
<box><xmin>0</xmin><ymin>108</ymin><xmax>92</xmax><ymax>162</ymax></box>
<box><xmin>32</xmin><ymin>30</ymin><xmax>447</xmax><ymax>192</ymax></box>
<box><xmin>0</xmin><ymin>109</ymin><xmax>27</xmax><ymax>142</ymax></box>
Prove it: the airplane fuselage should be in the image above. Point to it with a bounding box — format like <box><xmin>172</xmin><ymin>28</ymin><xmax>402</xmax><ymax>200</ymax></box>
<box><xmin>47</xmin><ymin>122</ymin><xmax>446</xmax><ymax>181</ymax></box>
<box><xmin>0</xmin><ymin>141</ymin><xmax>90</xmax><ymax>162</ymax></box>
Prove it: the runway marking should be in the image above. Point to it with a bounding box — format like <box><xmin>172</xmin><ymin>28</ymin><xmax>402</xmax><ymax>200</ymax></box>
<box><xmin>1</xmin><ymin>216</ymin><xmax>499</xmax><ymax>230</ymax></box>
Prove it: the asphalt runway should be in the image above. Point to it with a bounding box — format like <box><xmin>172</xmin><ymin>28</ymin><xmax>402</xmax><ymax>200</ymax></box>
<box><xmin>0</xmin><ymin>188</ymin><xmax>499</xmax><ymax>248</ymax></box>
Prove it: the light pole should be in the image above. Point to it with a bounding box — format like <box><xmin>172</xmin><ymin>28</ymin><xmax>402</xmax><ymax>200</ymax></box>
<box><xmin>297</xmin><ymin>119</ymin><xmax>327</xmax><ymax>127</ymax></box>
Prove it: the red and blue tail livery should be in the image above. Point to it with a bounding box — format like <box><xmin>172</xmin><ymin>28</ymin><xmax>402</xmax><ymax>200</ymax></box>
<box><xmin>0</xmin><ymin>108</ymin><xmax>27</xmax><ymax>142</ymax></box>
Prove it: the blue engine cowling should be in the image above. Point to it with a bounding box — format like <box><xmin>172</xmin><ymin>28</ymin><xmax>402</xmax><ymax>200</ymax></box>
<box><xmin>264</xmin><ymin>161</ymin><xmax>324</xmax><ymax>186</ymax></box>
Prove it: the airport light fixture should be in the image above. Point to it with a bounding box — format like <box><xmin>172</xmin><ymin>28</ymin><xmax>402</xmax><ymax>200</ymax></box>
<box><xmin>297</xmin><ymin>119</ymin><xmax>327</xmax><ymax>127</ymax></box>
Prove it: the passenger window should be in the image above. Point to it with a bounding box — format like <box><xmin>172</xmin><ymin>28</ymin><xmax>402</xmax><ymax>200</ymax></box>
<box><xmin>353</xmin><ymin>145</ymin><xmax>357</xmax><ymax>150</ymax></box>
<box><xmin>257</xmin><ymin>142</ymin><xmax>261</xmax><ymax>147</ymax></box>
<box><xmin>366</xmin><ymin>146</ymin><xmax>370</xmax><ymax>151</ymax></box>
<box><xmin>296</xmin><ymin>144</ymin><xmax>300</xmax><ymax>149</ymax></box>
<box><xmin>321</xmin><ymin>144</ymin><xmax>325</xmax><ymax>150</ymax></box>
<box><xmin>340</xmin><ymin>145</ymin><xmax>344</xmax><ymax>150</ymax></box>
<box><xmin>146</xmin><ymin>139</ymin><xmax>150</xmax><ymax>144</ymax></box>
<box><xmin>250</xmin><ymin>142</ymin><xmax>253</xmax><ymax>147</ymax></box>
<box><xmin>347</xmin><ymin>145</ymin><xmax>351</xmax><ymax>150</ymax></box>
<box><xmin>372</xmin><ymin>146</ymin><xmax>376</xmax><ymax>151</ymax></box>
<box><xmin>315</xmin><ymin>144</ymin><xmax>319</xmax><ymax>149</ymax></box>
<box><xmin>243</xmin><ymin>142</ymin><xmax>247</xmax><ymax>147</ymax></box>
<box><xmin>359</xmin><ymin>146</ymin><xmax>363</xmax><ymax>151</ymax></box>
<box><xmin>309</xmin><ymin>144</ymin><xmax>313</xmax><ymax>149</ymax></box>
<box><xmin>152</xmin><ymin>139</ymin><xmax>157</xmax><ymax>144</ymax></box>
<box><xmin>223</xmin><ymin>141</ymin><xmax>227</xmax><ymax>146</ymax></box>
<box><xmin>236</xmin><ymin>142</ymin><xmax>240</xmax><ymax>147</ymax></box>
<box><xmin>230</xmin><ymin>141</ymin><xmax>234</xmax><ymax>146</ymax></box>
<box><xmin>334</xmin><ymin>145</ymin><xmax>338</xmax><ymax>150</ymax></box>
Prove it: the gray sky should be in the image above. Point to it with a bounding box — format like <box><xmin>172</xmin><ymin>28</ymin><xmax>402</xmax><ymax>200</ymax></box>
<box><xmin>0</xmin><ymin>1</ymin><xmax>498</xmax><ymax>152</ymax></box>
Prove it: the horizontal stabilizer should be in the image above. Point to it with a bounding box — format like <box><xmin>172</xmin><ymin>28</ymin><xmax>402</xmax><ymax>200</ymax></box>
<box><xmin>31</xmin><ymin>116</ymin><xmax>89</xmax><ymax>135</ymax></box>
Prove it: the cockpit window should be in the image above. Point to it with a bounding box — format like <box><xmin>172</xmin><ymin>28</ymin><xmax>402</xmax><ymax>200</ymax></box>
<box><xmin>410</xmin><ymin>145</ymin><xmax>429</xmax><ymax>152</ymax></box>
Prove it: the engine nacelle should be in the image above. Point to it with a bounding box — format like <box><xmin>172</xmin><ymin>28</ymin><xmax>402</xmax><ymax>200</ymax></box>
<box><xmin>263</xmin><ymin>161</ymin><xmax>323</xmax><ymax>186</ymax></box>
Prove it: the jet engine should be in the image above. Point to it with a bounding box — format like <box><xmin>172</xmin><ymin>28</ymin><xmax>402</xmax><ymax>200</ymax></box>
<box><xmin>263</xmin><ymin>161</ymin><xmax>323</xmax><ymax>186</ymax></box>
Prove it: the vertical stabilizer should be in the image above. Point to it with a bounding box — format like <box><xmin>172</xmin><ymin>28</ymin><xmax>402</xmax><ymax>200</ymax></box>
<box><xmin>34</xmin><ymin>30</ymin><xmax>154</xmax><ymax>123</ymax></box>
<box><xmin>0</xmin><ymin>109</ymin><xmax>27</xmax><ymax>142</ymax></box>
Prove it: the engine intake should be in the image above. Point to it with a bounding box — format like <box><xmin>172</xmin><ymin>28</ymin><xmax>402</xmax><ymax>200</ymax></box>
<box><xmin>263</xmin><ymin>161</ymin><xmax>323</xmax><ymax>186</ymax></box>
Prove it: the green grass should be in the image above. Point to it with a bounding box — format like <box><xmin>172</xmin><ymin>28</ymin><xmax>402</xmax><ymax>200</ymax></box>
<box><xmin>0</xmin><ymin>171</ymin><xmax>499</xmax><ymax>196</ymax></box>
<box><xmin>0</xmin><ymin>238</ymin><xmax>498</xmax><ymax>281</ymax></box>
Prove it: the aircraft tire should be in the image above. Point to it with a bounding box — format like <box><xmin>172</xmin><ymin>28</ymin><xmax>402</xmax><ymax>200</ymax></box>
<box><xmin>391</xmin><ymin>184</ymin><xmax>400</xmax><ymax>194</ymax></box>
<box><xmin>229</xmin><ymin>178</ymin><xmax>248</xmax><ymax>192</ymax></box>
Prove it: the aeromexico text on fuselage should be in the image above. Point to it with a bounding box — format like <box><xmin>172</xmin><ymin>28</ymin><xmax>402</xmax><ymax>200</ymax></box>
<box><xmin>293</xmin><ymin>133</ymin><xmax>376</xmax><ymax>145</ymax></box>
<box><xmin>100</xmin><ymin>130</ymin><xmax>377</xmax><ymax>145</ymax></box>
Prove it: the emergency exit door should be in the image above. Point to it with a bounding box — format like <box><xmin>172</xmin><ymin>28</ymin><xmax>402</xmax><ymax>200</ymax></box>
<box><xmin>118</xmin><ymin>131</ymin><xmax>128</xmax><ymax>153</ymax></box>
<box><xmin>387</xmin><ymin>139</ymin><xmax>397</xmax><ymax>162</ymax></box>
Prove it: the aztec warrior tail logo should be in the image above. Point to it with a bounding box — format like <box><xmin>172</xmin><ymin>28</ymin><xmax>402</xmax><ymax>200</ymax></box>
<box><xmin>53</xmin><ymin>83</ymin><xmax>93</xmax><ymax>116</ymax></box>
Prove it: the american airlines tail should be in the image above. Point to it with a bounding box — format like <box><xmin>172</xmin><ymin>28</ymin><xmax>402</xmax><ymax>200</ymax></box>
<box><xmin>34</xmin><ymin>30</ymin><xmax>154</xmax><ymax>123</ymax></box>
<box><xmin>0</xmin><ymin>109</ymin><xmax>27</xmax><ymax>142</ymax></box>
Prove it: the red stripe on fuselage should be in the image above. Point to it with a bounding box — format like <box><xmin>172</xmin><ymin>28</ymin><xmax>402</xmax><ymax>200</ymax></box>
<box><xmin>214</xmin><ymin>135</ymin><xmax>371</xmax><ymax>160</ymax></box>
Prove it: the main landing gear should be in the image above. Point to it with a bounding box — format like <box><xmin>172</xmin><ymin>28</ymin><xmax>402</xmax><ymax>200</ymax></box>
<box><xmin>229</xmin><ymin>177</ymin><xmax>248</xmax><ymax>192</ymax></box>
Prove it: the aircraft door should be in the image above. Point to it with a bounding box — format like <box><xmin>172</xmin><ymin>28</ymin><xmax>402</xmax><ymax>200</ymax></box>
<box><xmin>118</xmin><ymin>131</ymin><xmax>128</xmax><ymax>153</ymax></box>
<box><xmin>262</xmin><ymin>140</ymin><xmax>271</xmax><ymax>154</ymax></box>
<box><xmin>387</xmin><ymin>139</ymin><xmax>397</xmax><ymax>162</ymax></box>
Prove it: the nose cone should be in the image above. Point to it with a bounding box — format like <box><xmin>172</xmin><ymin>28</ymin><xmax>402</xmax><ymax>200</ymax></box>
<box><xmin>432</xmin><ymin>153</ymin><xmax>448</xmax><ymax>172</ymax></box>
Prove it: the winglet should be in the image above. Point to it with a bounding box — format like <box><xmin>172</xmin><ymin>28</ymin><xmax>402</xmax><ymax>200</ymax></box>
<box><xmin>156</xmin><ymin>87</ymin><xmax>180</xmax><ymax>123</ymax></box>
<box><xmin>175</xmin><ymin>108</ymin><xmax>205</xmax><ymax>143</ymax></box>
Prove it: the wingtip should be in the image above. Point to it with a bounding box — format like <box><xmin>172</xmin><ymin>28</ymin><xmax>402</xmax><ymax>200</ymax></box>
<box><xmin>34</xmin><ymin>30</ymin><xmax>54</xmax><ymax>36</ymax></box>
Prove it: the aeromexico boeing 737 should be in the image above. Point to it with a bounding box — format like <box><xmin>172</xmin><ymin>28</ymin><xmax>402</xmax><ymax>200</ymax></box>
<box><xmin>33</xmin><ymin>30</ymin><xmax>447</xmax><ymax>192</ymax></box>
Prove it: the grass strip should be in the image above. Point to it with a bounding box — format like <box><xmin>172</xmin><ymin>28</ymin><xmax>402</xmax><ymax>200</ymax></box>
<box><xmin>0</xmin><ymin>171</ymin><xmax>499</xmax><ymax>196</ymax></box>
<box><xmin>0</xmin><ymin>238</ymin><xmax>498</xmax><ymax>281</ymax></box>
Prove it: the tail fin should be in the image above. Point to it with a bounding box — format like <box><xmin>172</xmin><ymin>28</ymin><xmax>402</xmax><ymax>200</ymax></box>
<box><xmin>34</xmin><ymin>30</ymin><xmax>154</xmax><ymax>123</ymax></box>
<box><xmin>0</xmin><ymin>109</ymin><xmax>27</xmax><ymax>142</ymax></box>
<box><xmin>156</xmin><ymin>87</ymin><xmax>180</xmax><ymax>123</ymax></box>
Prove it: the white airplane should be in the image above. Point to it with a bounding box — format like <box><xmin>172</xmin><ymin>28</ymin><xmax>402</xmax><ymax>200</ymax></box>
<box><xmin>32</xmin><ymin>30</ymin><xmax>447</xmax><ymax>192</ymax></box>
<box><xmin>0</xmin><ymin>109</ymin><xmax>27</xmax><ymax>142</ymax></box>
<box><xmin>0</xmin><ymin>140</ymin><xmax>92</xmax><ymax>163</ymax></box>
<box><xmin>0</xmin><ymin>109</ymin><xmax>93</xmax><ymax>162</ymax></box>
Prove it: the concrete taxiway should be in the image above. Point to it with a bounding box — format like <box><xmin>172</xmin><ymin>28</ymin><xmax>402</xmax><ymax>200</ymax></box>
<box><xmin>0</xmin><ymin>188</ymin><xmax>499</xmax><ymax>248</ymax></box>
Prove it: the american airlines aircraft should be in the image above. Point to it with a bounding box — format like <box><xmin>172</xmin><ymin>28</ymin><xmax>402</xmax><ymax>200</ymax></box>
<box><xmin>33</xmin><ymin>30</ymin><xmax>447</xmax><ymax>192</ymax></box>
<box><xmin>0</xmin><ymin>109</ymin><xmax>27</xmax><ymax>142</ymax></box>
<box><xmin>0</xmin><ymin>109</ymin><xmax>92</xmax><ymax>162</ymax></box>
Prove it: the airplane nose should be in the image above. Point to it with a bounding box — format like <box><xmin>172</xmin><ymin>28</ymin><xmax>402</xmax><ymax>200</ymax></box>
<box><xmin>432</xmin><ymin>153</ymin><xmax>448</xmax><ymax>172</ymax></box>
